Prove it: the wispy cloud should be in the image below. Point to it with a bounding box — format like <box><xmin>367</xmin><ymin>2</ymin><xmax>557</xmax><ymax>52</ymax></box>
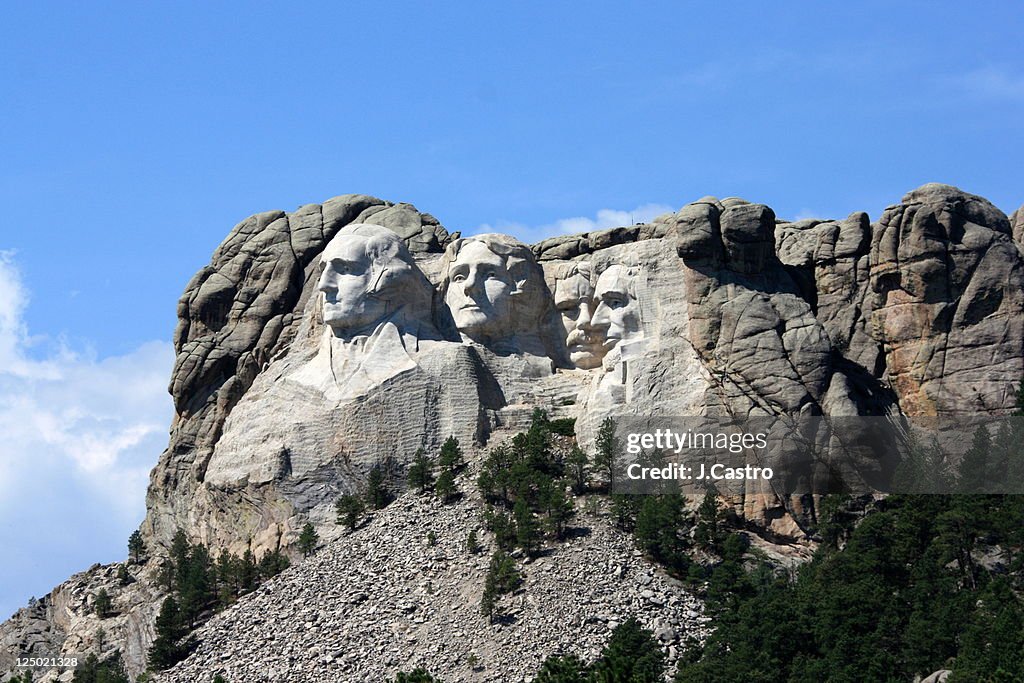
<box><xmin>472</xmin><ymin>202</ymin><xmax>676</xmax><ymax>243</ymax></box>
<box><xmin>944</xmin><ymin>65</ymin><xmax>1024</xmax><ymax>102</ymax></box>
<box><xmin>0</xmin><ymin>252</ymin><xmax>174</xmax><ymax>617</ymax></box>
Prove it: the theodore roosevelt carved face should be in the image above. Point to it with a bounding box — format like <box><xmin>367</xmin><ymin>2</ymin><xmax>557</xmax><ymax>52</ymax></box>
<box><xmin>554</xmin><ymin>261</ymin><xmax>606</xmax><ymax>369</ymax></box>
<box><xmin>591</xmin><ymin>264</ymin><xmax>642</xmax><ymax>353</ymax></box>
<box><xmin>317</xmin><ymin>224</ymin><xmax>429</xmax><ymax>339</ymax></box>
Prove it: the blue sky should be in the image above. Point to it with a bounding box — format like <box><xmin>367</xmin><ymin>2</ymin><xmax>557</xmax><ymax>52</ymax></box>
<box><xmin>1</xmin><ymin>1</ymin><xmax>1022</xmax><ymax>619</ymax></box>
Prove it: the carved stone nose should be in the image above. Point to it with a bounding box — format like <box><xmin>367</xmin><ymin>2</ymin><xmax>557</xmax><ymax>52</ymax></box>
<box><xmin>317</xmin><ymin>267</ymin><xmax>337</xmax><ymax>293</ymax></box>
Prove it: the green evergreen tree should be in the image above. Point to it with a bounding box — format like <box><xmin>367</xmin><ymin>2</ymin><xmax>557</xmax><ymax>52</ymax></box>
<box><xmin>514</xmin><ymin>497</ymin><xmax>541</xmax><ymax>556</ymax></box>
<box><xmin>609</xmin><ymin>494</ymin><xmax>639</xmax><ymax>532</ymax></box>
<box><xmin>116</xmin><ymin>563</ymin><xmax>131</xmax><ymax>586</ymax></box>
<box><xmin>594</xmin><ymin>417</ymin><xmax>618</xmax><ymax>490</ymax></box>
<box><xmin>127</xmin><ymin>530</ymin><xmax>146</xmax><ymax>564</ymax></box>
<box><xmin>366</xmin><ymin>464</ymin><xmax>391</xmax><ymax>509</ymax></box>
<box><xmin>534</xmin><ymin>654</ymin><xmax>588</xmax><ymax>682</ymax></box>
<box><xmin>634</xmin><ymin>494</ymin><xmax>688</xmax><ymax>571</ymax></box>
<box><xmin>435</xmin><ymin>469</ymin><xmax>457</xmax><ymax>502</ymax></box>
<box><xmin>565</xmin><ymin>444</ymin><xmax>589</xmax><ymax>494</ymax></box>
<box><xmin>958</xmin><ymin>425</ymin><xmax>992</xmax><ymax>493</ymax></box>
<box><xmin>481</xmin><ymin>550</ymin><xmax>523</xmax><ymax>622</ymax></box>
<box><xmin>179</xmin><ymin>543</ymin><xmax>212</xmax><ymax>628</ymax></box>
<box><xmin>298</xmin><ymin>522</ymin><xmax>319</xmax><ymax>557</ymax></box>
<box><xmin>543</xmin><ymin>483</ymin><xmax>574</xmax><ymax>540</ymax></box>
<box><xmin>393</xmin><ymin>668</ymin><xmax>441</xmax><ymax>682</ymax></box>
<box><xmin>147</xmin><ymin>597</ymin><xmax>190</xmax><ymax>671</ymax></box>
<box><xmin>215</xmin><ymin>549</ymin><xmax>237</xmax><ymax>607</ymax></box>
<box><xmin>438</xmin><ymin>435</ymin><xmax>464</xmax><ymax>471</ymax></box>
<box><xmin>336</xmin><ymin>494</ymin><xmax>366</xmax><ymax>531</ymax></box>
<box><xmin>239</xmin><ymin>547</ymin><xmax>257</xmax><ymax>592</ymax></box>
<box><xmin>590</xmin><ymin>617</ymin><xmax>665</xmax><ymax>682</ymax></box>
<box><xmin>92</xmin><ymin>588</ymin><xmax>113</xmax><ymax>619</ymax></box>
<box><xmin>212</xmin><ymin>675</ymin><xmax>228</xmax><ymax>683</ymax></box>
<box><xmin>408</xmin><ymin>448</ymin><xmax>435</xmax><ymax>493</ymax></box>
<box><xmin>466</xmin><ymin>530</ymin><xmax>482</xmax><ymax>554</ymax></box>
<box><xmin>483</xmin><ymin>506</ymin><xmax>517</xmax><ymax>551</ymax></box>
<box><xmin>693</xmin><ymin>488</ymin><xmax>723</xmax><ymax>551</ymax></box>
<box><xmin>73</xmin><ymin>651</ymin><xmax>131</xmax><ymax>683</ymax></box>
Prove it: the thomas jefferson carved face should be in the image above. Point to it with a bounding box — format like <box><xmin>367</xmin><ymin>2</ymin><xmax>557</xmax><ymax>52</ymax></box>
<box><xmin>317</xmin><ymin>224</ymin><xmax>426</xmax><ymax>339</ymax></box>
<box><xmin>444</xmin><ymin>240</ymin><xmax>517</xmax><ymax>341</ymax></box>
<box><xmin>591</xmin><ymin>264</ymin><xmax>642</xmax><ymax>352</ymax></box>
<box><xmin>554</xmin><ymin>263</ymin><xmax>606</xmax><ymax>369</ymax></box>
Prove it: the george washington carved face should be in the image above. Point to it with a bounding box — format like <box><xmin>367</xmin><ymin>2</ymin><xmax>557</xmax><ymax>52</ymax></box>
<box><xmin>317</xmin><ymin>224</ymin><xmax>430</xmax><ymax>339</ymax></box>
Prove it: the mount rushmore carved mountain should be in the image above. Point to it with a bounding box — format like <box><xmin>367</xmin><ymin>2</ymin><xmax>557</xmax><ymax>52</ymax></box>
<box><xmin>2</xmin><ymin>183</ymin><xmax>1023</xmax><ymax>681</ymax></box>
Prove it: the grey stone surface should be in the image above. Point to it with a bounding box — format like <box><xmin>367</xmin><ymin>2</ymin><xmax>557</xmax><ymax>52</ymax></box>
<box><xmin>6</xmin><ymin>184</ymin><xmax>1024</xmax><ymax>680</ymax></box>
<box><xmin>154</xmin><ymin>492</ymin><xmax>709</xmax><ymax>683</ymax></box>
<box><xmin>869</xmin><ymin>184</ymin><xmax>1024</xmax><ymax>415</ymax></box>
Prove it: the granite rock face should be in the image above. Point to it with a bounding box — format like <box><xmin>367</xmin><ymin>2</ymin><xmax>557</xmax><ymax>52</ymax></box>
<box><xmin>868</xmin><ymin>184</ymin><xmax>1024</xmax><ymax>415</ymax></box>
<box><xmin>4</xmin><ymin>184</ymin><xmax>1024</xmax><ymax>681</ymax></box>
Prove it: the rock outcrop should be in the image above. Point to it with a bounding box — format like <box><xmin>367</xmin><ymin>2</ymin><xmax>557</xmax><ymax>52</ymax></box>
<box><xmin>4</xmin><ymin>183</ymin><xmax>1023</xmax><ymax>681</ymax></box>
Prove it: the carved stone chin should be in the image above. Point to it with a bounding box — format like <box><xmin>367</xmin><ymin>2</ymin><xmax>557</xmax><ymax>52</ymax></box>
<box><xmin>554</xmin><ymin>261</ymin><xmax>606</xmax><ymax>370</ymax></box>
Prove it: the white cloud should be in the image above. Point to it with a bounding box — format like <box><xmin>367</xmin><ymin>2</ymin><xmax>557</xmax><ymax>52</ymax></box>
<box><xmin>946</xmin><ymin>65</ymin><xmax>1024</xmax><ymax>102</ymax></box>
<box><xmin>471</xmin><ymin>202</ymin><xmax>676</xmax><ymax>243</ymax></box>
<box><xmin>0</xmin><ymin>253</ymin><xmax>174</xmax><ymax>617</ymax></box>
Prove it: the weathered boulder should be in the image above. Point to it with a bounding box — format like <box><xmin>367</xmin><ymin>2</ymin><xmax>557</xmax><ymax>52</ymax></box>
<box><xmin>869</xmin><ymin>184</ymin><xmax>1024</xmax><ymax>415</ymax></box>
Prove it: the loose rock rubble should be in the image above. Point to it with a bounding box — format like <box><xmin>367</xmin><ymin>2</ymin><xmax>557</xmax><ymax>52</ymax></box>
<box><xmin>157</xmin><ymin>492</ymin><xmax>708</xmax><ymax>683</ymax></box>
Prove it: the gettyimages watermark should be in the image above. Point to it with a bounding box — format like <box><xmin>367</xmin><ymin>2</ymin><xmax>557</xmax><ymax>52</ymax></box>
<box><xmin>607</xmin><ymin>415</ymin><xmax>1024</xmax><ymax>496</ymax></box>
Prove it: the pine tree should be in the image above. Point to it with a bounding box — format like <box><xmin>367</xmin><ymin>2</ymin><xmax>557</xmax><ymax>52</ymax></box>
<box><xmin>609</xmin><ymin>494</ymin><xmax>639</xmax><ymax>532</ymax></box>
<box><xmin>635</xmin><ymin>494</ymin><xmax>687</xmax><ymax>570</ymax></box>
<box><xmin>957</xmin><ymin>425</ymin><xmax>992</xmax><ymax>494</ymax></box>
<box><xmin>73</xmin><ymin>651</ymin><xmax>131</xmax><ymax>683</ymax></box>
<box><xmin>438</xmin><ymin>435</ymin><xmax>464</xmax><ymax>471</ymax></box>
<box><xmin>147</xmin><ymin>597</ymin><xmax>190</xmax><ymax>671</ymax></box>
<box><xmin>92</xmin><ymin>588</ymin><xmax>113</xmax><ymax>619</ymax></box>
<box><xmin>514</xmin><ymin>497</ymin><xmax>541</xmax><ymax>556</ymax></box>
<box><xmin>590</xmin><ymin>617</ymin><xmax>665</xmax><ymax>682</ymax></box>
<box><xmin>408</xmin><ymin>448</ymin><xmax>435</xmax><ymax>493</ymax></box>
<box><xmin>116</xmin><ymin>563</ymin><xmax>131</xmax><ymax>586</ymax></box>
<box><xmin>535</xmin><ymin>654</ymin><xmax>589</xmax><ymax>682</ymax></box>
<box><xmin>543</xmin><ymin>483</ymin><xmax>574</xmax><ymax>540</ymax></box>
<box><xmin>215</xmin><ymin>549</ymin><xmax>237</xmax><ymax>607</ymax></box>
<box><xmin>366</xmin><ymin>464</ymin><xmax>391</xmax><ymax>509</ymax></box>
<box><xmin>594</xmin><ymin>417</ymin><xmax>618</xmax><ymax>490</ymax></box>
<box><xmin>435</xmin><ymin>469</ymin><xmax>457</xmax><ymax>502</ymax></box>
<box><xmin>466</xmin><ymin>530</ymin><xmax>482</xmax><ymax>554</ymax></box>
<box><xmin>179</xmin><ymin>543</ymin><xmax>212</xmax><ymax>628</ymax></box>
<box><xmin>298</xmin><ymin>522</ymin><xmax>319</xmax><ymax>557</ymax></box>
<box><xmin>566</xmin><ymin>444</ymin><xmax>589</xmax><ymax>494</ymax></box>
<box><xmin>394</xmin><ymin>668</ymin><xmax>441</xmax><ymax>682</ymax></box>
<box><xmin>336</xmin><ymin>494</ymin><xmax>366</xmax><ymax>530</ymax></box>
<box><xmin>239</xmin><ymin>547</ymin><xmax>257</xmax><ymax>592</ymax></box>
<box><xmin>694</xmin><ymin>488</ymin><xmax>723</xmax><ymax>551</ymax></box>
<box><xmin>128</xmin><ymin>530</ymin><xmax>146</xmax><ymax>564</ymax></box>
<box><xmin>481</xmin><ymin>550</ymin><xmax>522</xmax><ymax>622</ymax></box>
<box><xmin>484</xmin><ymin>507</ymin><xmax>517</xmax><ymax>551</ymax></box>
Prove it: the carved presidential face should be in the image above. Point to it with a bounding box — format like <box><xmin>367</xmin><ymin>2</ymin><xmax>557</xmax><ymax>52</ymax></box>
<box><xmin>554</xmin><ymin>267</ymin><xmax>606</xmax><ymax>369</ymax></box>
<box><xmin>317</xmin><ymin>235</ymin><xmax>389</xmax><ymax>337</ymax></box>
<box><xmin>591</xmin><ymin>265</ymin><xmax>642</xmax><ymax>352</ymax></box>
<box><xmin>444</xmin><ymin>240</ymin><xmax>517</xmax><ymax>340</ymax></box>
